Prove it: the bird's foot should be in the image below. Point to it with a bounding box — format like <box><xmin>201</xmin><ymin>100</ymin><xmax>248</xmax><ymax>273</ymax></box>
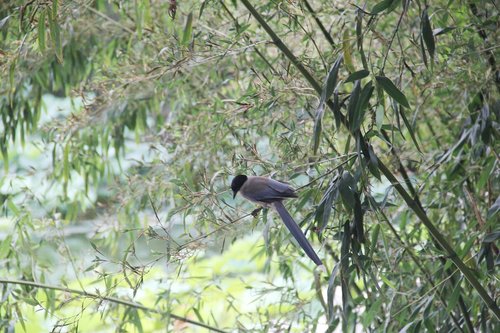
<box><xmin>251</xmin><ymin>207</ymin><xmax>262</xmax><ymax>217</ymax></box>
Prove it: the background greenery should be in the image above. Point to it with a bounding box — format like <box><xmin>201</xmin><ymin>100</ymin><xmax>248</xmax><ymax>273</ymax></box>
<box><xmin>0</xmin><ymin>0</ymin><xmax>499</xmax><ymax>332</ymax></box>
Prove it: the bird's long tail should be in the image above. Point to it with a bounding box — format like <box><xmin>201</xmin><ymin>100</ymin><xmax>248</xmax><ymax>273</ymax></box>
<box><xmin>273</xmin><ymin>201</ymin><xmax>323</xmax><ymax>266</ymax></box>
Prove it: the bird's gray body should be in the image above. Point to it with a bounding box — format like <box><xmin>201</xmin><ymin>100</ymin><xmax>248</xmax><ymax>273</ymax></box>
<box><xmin>233</xmin><ymin>175</ymin><xmax>323</xmax><ymax>266</ymax></box>
<box><xmin>238</xmin><ymin>176</ymin><xmax>297</xmax><ymax>205</ymax></box>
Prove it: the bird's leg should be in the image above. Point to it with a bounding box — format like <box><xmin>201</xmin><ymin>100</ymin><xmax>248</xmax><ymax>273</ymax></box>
<box><xmin>251</xmin><ymin>207</ymin><xmax>263</xmax><ymax>217</ymax></box>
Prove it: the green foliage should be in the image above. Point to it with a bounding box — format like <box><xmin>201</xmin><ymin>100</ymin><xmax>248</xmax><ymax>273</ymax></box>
<box><xmin>1</xmin><ymin>0</ymin><xmax>499</xmax><ymax>332</ymax></box>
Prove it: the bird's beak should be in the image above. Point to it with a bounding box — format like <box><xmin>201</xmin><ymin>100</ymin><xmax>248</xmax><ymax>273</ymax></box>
<box><xmin>233</xmin><ymin>191</ymin><xmax>237</xmax><ymax>199</ymax></box>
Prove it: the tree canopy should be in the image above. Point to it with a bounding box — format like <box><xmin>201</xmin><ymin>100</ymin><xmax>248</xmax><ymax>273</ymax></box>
<box><xmin>0</xmin><ymin>0</ymin><xmax>499</xmax><ymax>332</ymax></box>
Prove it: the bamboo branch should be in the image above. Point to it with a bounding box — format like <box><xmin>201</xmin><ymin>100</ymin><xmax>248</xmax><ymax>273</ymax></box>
<box><xmin>303</xmin><ymin>0</ymin><xmax>336</xmax><ymax>48</ymax></box>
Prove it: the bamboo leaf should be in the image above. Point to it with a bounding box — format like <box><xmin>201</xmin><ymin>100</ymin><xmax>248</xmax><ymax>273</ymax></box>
<box><xmin>320</xmin><ymin>55</ymin><xmax>343</xmax><ymax>108</ymax></box>
<box><xmin>48</xmin><ymin>9</ymin><xmax>63</xmax><ymax>63</ymax></box>
<box><xmin>315</xmin><ymin>178</ymin><xmax>338</xmax><ymax>232</ymax></box>
<box><xmin>371</xmin><ymin>0</ymin><xmax>395</xmax><ymax>14</ymax></box>
<box><xmin>422</xmin><ymin>9</ymin><xmax>435</xmax><ymax>59</ymax></box>
<box><xmin>433</xmin><ymin>26</ymin><xmax>455</xmax><ymax>36</ymax></box>
<box><xmin>399</xmin><ymin>107</ymin><xmax>421</xmax><ymax>152</ymax></box>
<box><xmin>327</xmin><ymin>263</ymin><xmax>340</xmax><ymax>324</ymax></box>
<box><xmin>376</xmin><ymin>76</ymin><xmax>410</xmax><ymax>108</ymax></box>
<box><xmin>477</xmin><ymin>157</ymin><xmax>495</xmax><ymax>189</ymax></box>
<box><xmin>63</xmin><ymin>142</ymin><xmax>70</xmax><ymax>182</ymax></box>
<box><xmin>314</xmin><ymin>55</ymin><xmax>342</xmax><ymax>154</ymax></box>
<box><xmin>342</xmin><ymin>30</ymin><xmax>355</xmax><ymax>73</ymax></box>
<box><xmin>353</xmin><ymin>193</ymin><xmax>365</xmax><ymax>243</ymax></box>
<box><xmin>380</xmin><ymin>274</ymin><xmax>396</xmax><ymax>289</ymax></box>
<box><xmin>347</xmin><ymin>81</ymin><xmax>361</xmax><ymax>130</ymax></box>
<box><xmin>345</xmin><ymin>69</ymin><xmax>370</xmax><ymax>83</ymax></box>
<box><xmin>420</xmin><ymin>34</ymin><xmax>428</xmax><ymax>68</ymax></box>
<box><xmin>0</xmin><ymin>15</ymin><xmax>10</xmax><ymax>31</ymax></box>
<box><xmin>38</xmin><ymin>11</ymin><xmax>46</xmax><ymax>51</ymax></box>
<box><xmin>352</xmin><ymin>81</ymin><xmax>373</xmax><ymax>132</ymax></box>
<box><xmin>182</xmin><ymin>12</ymin><xmax>193</xmax><ymax>45</ymax></box>
<box><xmin>487</xmin><ymin>196</ymin><xmax>500</xmax><ymax>220</ymax></box>
<box><xmin>52</xmin><ymin>0</ymin><xmax>58</xmax><ymax>18</ymax></box>
<box><xmin>313</xmin><ymin>113</ymin><xmax>323</xmax><ymax>155</ymax></box>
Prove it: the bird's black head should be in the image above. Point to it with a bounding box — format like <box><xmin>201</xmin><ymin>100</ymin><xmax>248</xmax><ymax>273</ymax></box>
<box><xmin>231</xmin><ymin>175</ymin><xmax>248</xmax><ymax>199</ymax></box>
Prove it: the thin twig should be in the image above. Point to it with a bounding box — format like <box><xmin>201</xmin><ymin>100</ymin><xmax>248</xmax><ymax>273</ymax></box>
<box><xmin>0</xmin><ymin>279</ymin><xmax>228</xmax><ymax>333</ymax></box>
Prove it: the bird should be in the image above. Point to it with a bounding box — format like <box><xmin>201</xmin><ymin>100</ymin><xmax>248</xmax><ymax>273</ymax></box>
<box><xmin>231</xmin><ymin>174</ymin><xmax>324</xmax><ymax>267</ymax></box>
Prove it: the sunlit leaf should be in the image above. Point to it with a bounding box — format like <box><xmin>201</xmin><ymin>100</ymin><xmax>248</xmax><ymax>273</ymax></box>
<box><xmin>182</xmin><ymin>12</ymin><xmax>193</xmax><ymax>45</ymax></box>
<box><xmin>342</xmin><ymin>30</ymin><xmax>355</xmax><ymax>72</ymax></box>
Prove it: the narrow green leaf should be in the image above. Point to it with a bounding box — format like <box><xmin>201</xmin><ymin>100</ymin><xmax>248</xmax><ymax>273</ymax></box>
<box><xmin>353</xmin><ymin>193</ymin><xmax>365</xmax><ymax>243</ymax></box>
<box><xmin>48</xmin><ymin>9</ymin><xmax>63</xmax><ymax>62</ymax></box>
<box><xmin>15</xmin><ymin>304</ymin><xmax>27</xmax><ymax>332</ymax></box>
<box><xmin>199</xmin><ymin>1</ymin><xmax>207</xmax><ymax>18</ymax></box>
<box><xmin>342</xmin><ymin>30</ymin><xmax>354</xmax><ymax>72</ymax></box>
<box><xmin>376</xmin><ymin>76</ymin><xmax>410</xmax><ymax>108</ymax></box>
<box><xmin>371</xmin><ymin>0</ymin><xmax>395</xmax><ymax>14</ymax></box>
<box><xmin>313</xmin><ymin>110</ymin><xmax>323</xmax><ymax>155</ymax></box>
<box><xmin>0</xmin><ymin>15</ymin><xmax>10</xmax><ymax>31</ymax></box>
<box><xmin>52</xmin><ymin>0</ymin><xmax>58</xmax><ymax>18</ymax></box>
<box><xmin>376</xmin><ymin>105</ymin><xmax>384</xmax><ymax>129</ymax></box>
<box><xmin>367</xmin><ymin>144</ymin><xmax>381</xmax><ymax>180</ymax></box>
<box><xmin>0</xmin><ymin>235</ymin><xmax>12</xmax><ymax>258</ymax></box>
<box><xmin>345</xmin><ymin>69</ymin><xmax>370</xmax><ymax>83</ymax></box>
<box><xmin>421</xmin><ymin>9</ymin><xmax>435</xmax><ymax>59</ymax></box>
<box><xmin>314</xmin><ymin>55</ymin><xmax>342</xmax><ymax>153</ymax></box>
<box><xmin>63</xmin><ymin>143</ymin><xmax>70</xmax><ymax>182</ymax></box>
<box><xmin>347</xmin><ymin>81</ymin><xmax>361</xmax><ymax>129</ymax></box>
<box><xmin>356</xmin><ymin>10</ymin><xmax>368</xmax><ymax>69</ymax></box>
<box><xmin>399</xmin><ymin>107</ymin><xmax>421</xmax><ymax>152</ymax></box>
<box><xmin>315</xmin><ymin>179</ymin><xmax>338</xmax><ymax>232</ymax></box>
<box><xmin>332</xmin><ymin>90</ymin><xmax>341</xmax><ymax>130</ymax></box>
<box><xmin>327</xmin><ymin>263</ymin><xmax>340</xmax><ymax>323</ymax></box>
<box><xmin>477</xmin><ymin>157</ymin><xmax>495</xmax><ymax>189</ymax></box>
<box><xmin>370</xmin><ymin>223</ymin><xmax>380</xmax><ymax>257</ymax></box>
<box><xmin>320</xmin><ymin>55</ymin><xmax>343</xmax><ymax>107</ymax></box>
<box><xmin>420</xmin><ymin>34</ymin><xmax>428</xmax><ymax>68</ymax></box>
<box><xmin>483</xmin><ymin>231</ymin><xmax>500</xmax><ymax>243</ymax></box>
<box><xmin>487</xmin><ymin>196</ymin><xmax>500</xmax><ymax>220</ymax></box>
<box><xmin>339</xmin><ymin>172</ymin><xmax>356</xmax><ymax>211</ymax></box>
<box><xmin>7</xmin><ymin>198</ymin><xmax>19</xmax><ymax>215</ymax></box>
<box><xmin>433</xmin><ymin>26</ymin><xmax>455</xmax><ymax>36</ymax></box>
<box><xmin>182</xmin><ymin>12</ymin><xmax>193</xmax><ymax>45</ymax></box>
<box><xmin>352</xmin><ymin>81</ymin><xmax>374</xmax><ymax>132</ymax></box>
<box><xmin>445</xmin><ymin>283</ymin><xmax>462</xmax><ymax>313</ymax></box>
<box><xmin>38</xmin><ymin>11</ymin><xmax>46</xmax><ymax>51</ymax></box>
<box><xmin>380</xmin><ymin>274</ymin><xmax>396</xmax><ymax>289</ymax></box>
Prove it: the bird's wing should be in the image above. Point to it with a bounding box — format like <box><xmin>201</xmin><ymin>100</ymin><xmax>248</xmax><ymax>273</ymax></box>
<box><xmin>265</xmin><ymin>178</ymin><xmax>298</xmax><ymax>199</ymax></box>
<box><xmin>242</xmin><ymin>177</ymin><xmax>297</xmax><ymax>203</ymax></box>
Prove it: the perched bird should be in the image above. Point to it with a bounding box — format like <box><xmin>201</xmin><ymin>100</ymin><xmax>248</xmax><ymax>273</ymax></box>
<box><xmin>231</xmin><ymin>175</ymin><xmax>323</xmax><ymax>267</ymax></box>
